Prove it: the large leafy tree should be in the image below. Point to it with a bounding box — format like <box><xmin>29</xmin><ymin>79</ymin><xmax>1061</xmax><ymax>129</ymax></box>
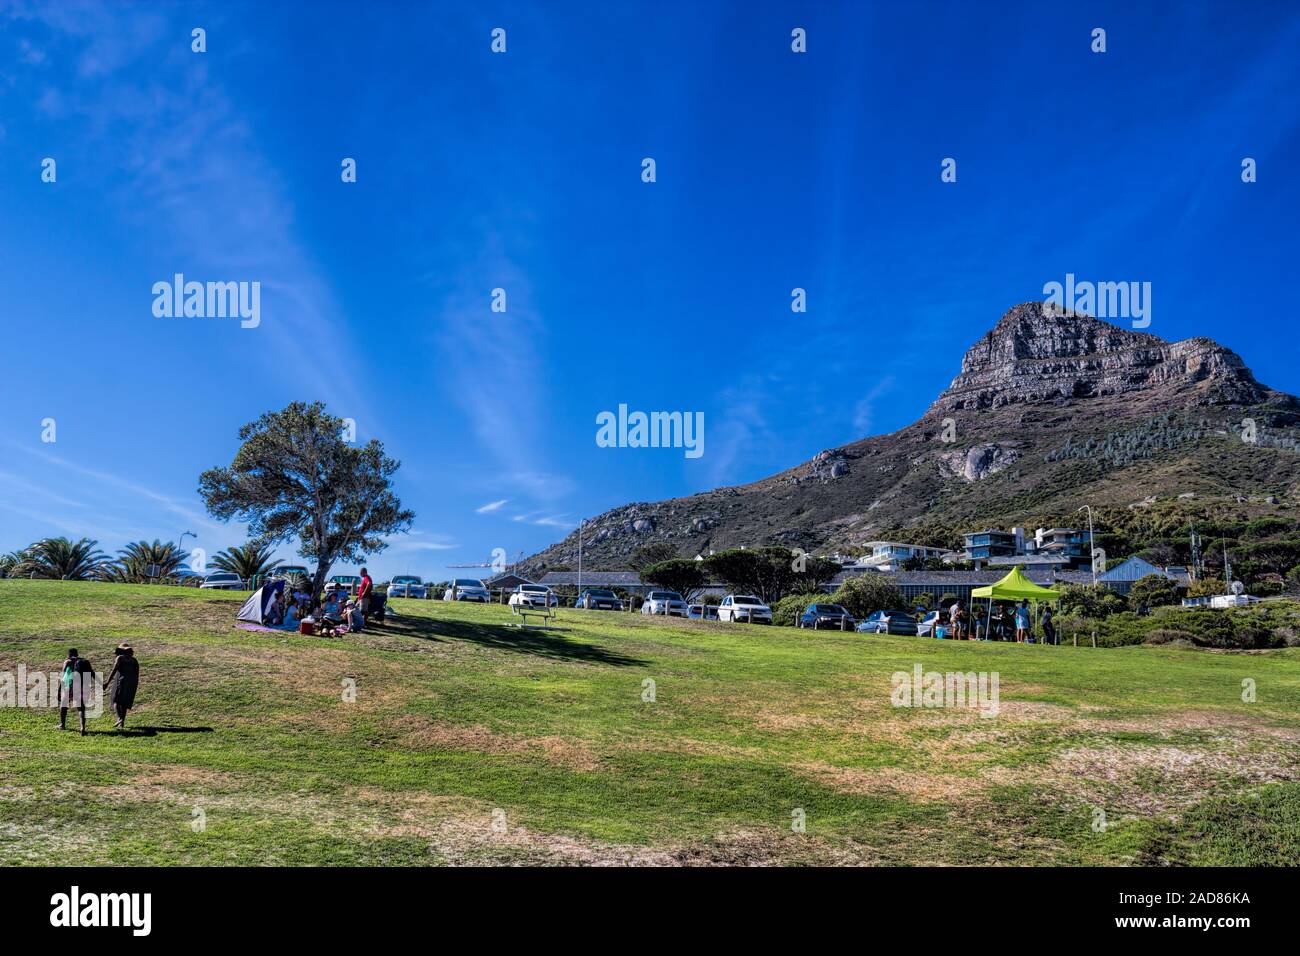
<box><xmin>1128</xmin><ymin>573</ymin><xmax>1181</xmax><ymax>612</ymax></box>
<box><xmin>13</xmin><ymin>537</ymin><xmax>108</xmax><ymax>580</ymax></box>
<box><xmin>830</xmin><ymin>574</ymin><xmax>907</xmax><ymax>618</ymax></box>
<box><xmin>702</xmin><ymin>546</ymin><xmax>839</xmax><ymax>603</ymax></box>
<box><xmin>640</xmin><ymin>558</ymin><xmax>707</xmax><ymax>602</ymax></box>
<box><xmin>198</xmin><ymin>402</ymin><xmax>414</xmax><ymax>598</ymax></box>
<box><xmin>212</xmin><ymin>542</ymin><xmax>283</xmax><ymax>582</ymax></box>
<box><xmin>110</xmin><ymin>539</ymin><xmax>190</xmax><ymax>582</ymax></box>
<box><xmin>629</xmin><ymin>541</ymin><xmax>678</xmax><ymax>572</ymax></box>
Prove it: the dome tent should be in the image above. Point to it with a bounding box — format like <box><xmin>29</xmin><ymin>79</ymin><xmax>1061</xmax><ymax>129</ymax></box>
<box><xmin>236</xmin><ymin>579</ymin><xmax>285</xmax><ymax>625</ymax></box>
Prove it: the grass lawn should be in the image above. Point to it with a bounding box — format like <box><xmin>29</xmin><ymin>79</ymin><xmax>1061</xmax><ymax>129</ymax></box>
<box><xmin>2</xmin><ymin>580</ymin><xmax>1298</xmax><ymax>865</ymax></box>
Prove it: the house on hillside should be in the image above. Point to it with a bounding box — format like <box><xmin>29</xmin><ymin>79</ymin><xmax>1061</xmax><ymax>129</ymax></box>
<box><xmin>1096</xmin><ymin>555</ymin><xmax>1188</xmax><ymax>595</ymax></box>
<box><xmin>857</xmin><ymin>541</ymin><xmax>948</xmax><ymax>572</ymax></box>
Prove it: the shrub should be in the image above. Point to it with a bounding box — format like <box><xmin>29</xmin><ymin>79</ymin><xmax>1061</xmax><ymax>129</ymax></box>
<box><xmin>1128</xmin><ymin>574</ymin><xmax>1182</xmax><ymax>612</ymax></box>
<box><xmin>773</xmin><ymin>592</ymin><xmax>826</xmax><ymax>627</ymax></box>
<box><xmin>1143</xmin><ymin>628</ymin><xmax>1196</xmax><ymax>645</ymax></box>
<box><xmin>831</xmin><ymin>575</ymin><xmax>906</xmax><ymax>619</ymax></box>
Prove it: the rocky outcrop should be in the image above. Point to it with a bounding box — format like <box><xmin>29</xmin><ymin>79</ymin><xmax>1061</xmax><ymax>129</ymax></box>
<box><xmin>938</xmin><ymin>442</ymin><xmax>1022</xmax><ymax>482</ymax></box>
<box><xmin>933</xmin><ymin>302</ymin><xmax>1268</xmax><ymax>412</ymax></box>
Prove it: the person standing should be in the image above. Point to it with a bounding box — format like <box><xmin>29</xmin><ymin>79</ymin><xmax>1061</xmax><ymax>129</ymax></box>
<box><xmin>357</xmin><ymin>567</ymin><xmax>373</xmax><ymax>619</ymax></box>
<box><xmin>57</xmin><ymin>649</ymin><xmax>95</xmax><ymax>736</ymax></box>
<box><xmin>1041</xmin><ymin>605</ymin><xmax>1057</xmax><ymax>646</ymax></box>
<box><xmin>1014</xmin><ymin>600</ymin><xmax>1031</xmax><ymax>643</ymax></box>
<box><xmin>103</xmin><ymin>644</ymin><xmax>140</xmax><ymax>730</ymax></box>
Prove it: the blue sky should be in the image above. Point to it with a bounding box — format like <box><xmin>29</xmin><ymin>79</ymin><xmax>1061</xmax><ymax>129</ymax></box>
<box><xmin>1</xmin><ymin>0</ymin><xmax>1298</xmax><ymax>581</ymax></box>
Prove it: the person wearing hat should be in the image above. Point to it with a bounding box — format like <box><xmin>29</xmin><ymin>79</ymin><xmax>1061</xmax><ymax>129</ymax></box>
<box><xmin>57</xmin><ymin>648</ymin><xmax>96</xmax><ymax>736</ymax></box>
<box><xmin>103</xmin><ymin>644</ymin><xmax>140</xmax><ymax>730</ymax></box>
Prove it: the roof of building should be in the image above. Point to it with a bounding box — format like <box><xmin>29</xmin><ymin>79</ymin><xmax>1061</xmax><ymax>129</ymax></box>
<box><xmin>537</xmin><ymin>571</ymin><xmax>646</xmax><ymax>587</ymax></box>
<box><xmin>1098</xmin><ymin>555</ymin><xmax>1171</xmax><ymax>583</ymax></box>
<box><xmin>988</xmin><ymin>553</ymin><xmax>1069</xmax><ymax>566</ymax></box>
<box><xmin>484</xmin><ymin>572</ymin><xmax>533</xmax><ymax>588</ymax></box>
<box><xmin>862</xmin><ymin>540</ymin><xmax>946</xmax><ymax>550</ymax></box>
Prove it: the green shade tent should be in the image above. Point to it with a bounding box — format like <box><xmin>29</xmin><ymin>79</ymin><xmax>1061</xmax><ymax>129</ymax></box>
<box><xmin>971</xmin><ymin>566</ymin><xmax>1060</xmax><ymax>642</ymax></box>
<box><xmin>971</xmin><ymin>565</ymin><xmax>1060</xmax><ymax>602</ymax></box>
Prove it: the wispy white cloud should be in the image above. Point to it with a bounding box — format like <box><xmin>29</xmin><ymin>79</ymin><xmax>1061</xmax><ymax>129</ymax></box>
<box><xmin>852</xmin><ymin>376</ymin><xmax>896</xmax><ymax>435</ymax></box>
<box><xmin>475</xmin><ymin>499</ymin><xmax>508</xmax><ymax>513</ymax></box>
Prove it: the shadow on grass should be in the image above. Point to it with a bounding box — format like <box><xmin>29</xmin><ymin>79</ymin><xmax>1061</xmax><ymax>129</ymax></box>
<box><xmin>379</xmin><ymin>615</ymin><xmax>648</xmax><ymax>667</ymax></box>
<box><xmin>84</xmin><ymin>726</ymin><xmax>214</xmax><ymax>737</ymax></box>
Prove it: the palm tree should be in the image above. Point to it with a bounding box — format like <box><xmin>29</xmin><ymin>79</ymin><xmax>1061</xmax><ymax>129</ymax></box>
<box><xmin>0</xmin><ymin>550</ymin><xmax>28</xmax><ymax>579</ymax></box>
<box><xmin>212</xmin><ymin>541</ymin><xmax>283</xmax><ymax>582</ymax></box>
<box><xmin>110</xmin><ymin>539</ymin><xmax>191</xmax><ymax>582</ymax></box>
<box><xmin>13</xmin><ymin>537</ymin><xmax>108</xmax><ymax>580</ymax></box>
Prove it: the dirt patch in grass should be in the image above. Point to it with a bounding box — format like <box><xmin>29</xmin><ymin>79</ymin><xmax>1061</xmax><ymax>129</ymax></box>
<box><xmin>1045</xmin><ymin>743</ymin><xmax>1300</xmax><ymax>815</ymax></box>
<box><xmin>400</xmin><ymin>719</ymin><xmax>603</xmax><ymax>772</ymax></box>
<box><xmin>351</xmin><ymin>788</ymin><xmax>871</xmax><ymax>865</ymax></box>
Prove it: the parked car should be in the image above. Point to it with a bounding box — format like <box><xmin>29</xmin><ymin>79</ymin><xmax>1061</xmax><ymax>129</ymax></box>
<box><xmin>576</xmin><ymin>588</ymin><xmax>622</xmax><ymax>610</ymax></box>
<box><xmin>641</xmin><ymin>590</ymin><xmax>688</xmax><ymax>617</ymax></box>
<box><xmin>857</xmin><ymin>610</ymin><xmax>918</xmax><ymax>635</ymax></box>
<box><xmin>508</xmin><ymin>583</ymin><xmax>557</xmax><ymax>608</ymax></box>
<box><xmin>687</xmin><ymin>603</ymin><xmax>720</xmax><ymax>620</ymax></box>
<box><xmin>717</xmin><ymin>594</ymin><xmax>772</xmax><ymax>624</ymax></box>
<box><xmin>201</xmin><ymin>571</ymin><xmax>245</xmax><ymax>590</ymax></box>
<box><xmin>271</xmin><ymin>565</ymin><xmax>311</xmax><ymax>581</ymax></box>
<box><xmin>388</xmin><ymin>575</ymin><xmax>427</xmax><ymax>599</ymax></box>
<box><xmin>915</xmin><ymin>610</ymin><xmax>942</xmax><ymax>637</ymax></box>
<box><xmin>797</xmin><ymin>603</ymin><xmax>855</xmax><ymax>629</ymax></box>
<box><xmin>444</xmin><ymin>578</ymin><xmax>491</xmax><ymax>602</ymax></box>
<box><xmin>330</xmin><ymin>574</ymin><xmax>362</xmax><ymax>596</ymax></box>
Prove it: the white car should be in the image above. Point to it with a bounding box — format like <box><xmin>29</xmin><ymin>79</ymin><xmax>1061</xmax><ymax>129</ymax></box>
<box><xmin>641</xmin><ymin>590</ymin><xmax>688</xmax><ymax>617</ymax></box>
<box><xmin>201</xmin><ymin>571</ymin><xmax>246</xmax><ymax>590</ymax></box>
<box><xmin>443</xmin><ymin>578</ymin><xmax>490</xmax><ymax>602</ymax></box>
<box><xmin>509</xmin><ymin>584</ymin><xmax>558</xmax><ymax>608</ymax></box>
<box><xmin>388</xmin><ymin>575</ymin><xmax>427</xmax><ymax>599</ymax></box>
<box><xmin>717</xmin><ymin>594</ymin><xmax>772</xmax><ymax>624</ymax></box>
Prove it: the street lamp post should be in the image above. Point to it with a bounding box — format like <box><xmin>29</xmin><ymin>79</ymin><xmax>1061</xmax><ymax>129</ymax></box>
<box><xmin>1076</xmin><ymin>506</ymin><xmax>1096</xmax><ymax>587</ymax></box>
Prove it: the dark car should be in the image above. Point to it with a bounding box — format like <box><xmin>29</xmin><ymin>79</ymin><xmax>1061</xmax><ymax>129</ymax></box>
<box><xmin>857</xmin><ymin>610</ymin><xmax>918</xmax><ymax>636</ymax></box>
<box><xmin>797</xmin><ymin>603</ymin><xmax>856</xmax><ymax>630</ymax></box>
<box><xmin>576</xmin><ymin>588</ymin><xmax>623</xmax><ymax>610</ymax></box>
<box><xmin>687</xmin><ymin>603</ymin><xmax>720</xmax><ymax>620</ymax></box>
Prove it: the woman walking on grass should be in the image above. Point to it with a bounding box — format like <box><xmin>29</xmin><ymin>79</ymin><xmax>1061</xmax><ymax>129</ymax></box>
<box><xmin>103</xmin><ymin>644</ymin><xmax>140</xmax><ymax>730</ymax></box>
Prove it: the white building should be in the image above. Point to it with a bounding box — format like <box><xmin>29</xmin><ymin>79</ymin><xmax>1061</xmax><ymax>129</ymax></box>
<box><xmin>857</xmin><ymin>541</ymin><xmax>948</xmax><ymax>572</ymax></box>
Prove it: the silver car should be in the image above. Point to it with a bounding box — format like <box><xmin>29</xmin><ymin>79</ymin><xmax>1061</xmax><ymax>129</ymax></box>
<box><xmin>443</xmin><ymin>578</ymin><xmax>490</xmax><ymax>602</ymax></box>
<box><xmin>389</xmin><ymin>575</ymin><xmax>428</xmax><ymax>599</ymax></box>
<box><xmin>201</xmin><ymin>571</ymin><xmax>246</xmax><ymax>590</ymax></box>
<box><xmin>641</xmin><ymin>590</ymin><xmax>688</xmax><ymax>617</ymax></box>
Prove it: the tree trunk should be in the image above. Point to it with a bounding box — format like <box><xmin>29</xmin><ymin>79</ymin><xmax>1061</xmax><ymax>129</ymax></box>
<box><xmin>310</xmin><ymin>564</ymin><xmax>332</xmax><ymax>609</ymax></box>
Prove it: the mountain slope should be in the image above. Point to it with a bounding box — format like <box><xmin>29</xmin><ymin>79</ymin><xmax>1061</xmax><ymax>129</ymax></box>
<box><xmin>524</xmin><ymin>302</ymin><xmax>1300</xmax><ymax>572</ymax></box>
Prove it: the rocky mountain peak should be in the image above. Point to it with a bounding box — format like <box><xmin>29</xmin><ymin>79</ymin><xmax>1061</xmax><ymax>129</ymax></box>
<box><xmin>932</xmin><ymin>301</ymin><xmax>1267</xmax><ymax>412</ymax></box>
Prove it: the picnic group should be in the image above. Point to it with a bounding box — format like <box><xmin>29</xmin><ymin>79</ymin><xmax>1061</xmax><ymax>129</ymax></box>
<box><xmin>933</xmin><ymin>599</ymin><xmax>1057</xmax><ymax>643</ymax></box>
<box><xmin>239</xmin><ymin>568</ymin><xmax>377</xmax><ymax>638</ymax></box>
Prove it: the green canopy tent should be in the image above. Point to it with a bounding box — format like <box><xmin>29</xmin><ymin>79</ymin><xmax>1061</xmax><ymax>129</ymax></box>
<box><xmin>971</xmin><ymin>566</ymin><xmax>1060</xmax><ymax>642</ymax></box>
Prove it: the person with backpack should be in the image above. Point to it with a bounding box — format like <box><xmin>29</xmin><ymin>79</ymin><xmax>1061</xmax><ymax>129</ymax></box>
<box><xmin>103</xmin><ymin>644</ymin><xmax>140</xmax><ymax>730</ymax></box>
<box><xmin>57</xmin><ymin>649</ymin><xmax>96</xmax><ymax>736</ymax></box>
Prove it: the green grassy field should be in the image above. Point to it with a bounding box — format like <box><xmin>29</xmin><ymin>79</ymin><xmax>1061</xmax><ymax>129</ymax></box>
<box><xmin>1</xmin><ymin>580</ymin><xmax>1298</xmax><ymax>866</ymax></box>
